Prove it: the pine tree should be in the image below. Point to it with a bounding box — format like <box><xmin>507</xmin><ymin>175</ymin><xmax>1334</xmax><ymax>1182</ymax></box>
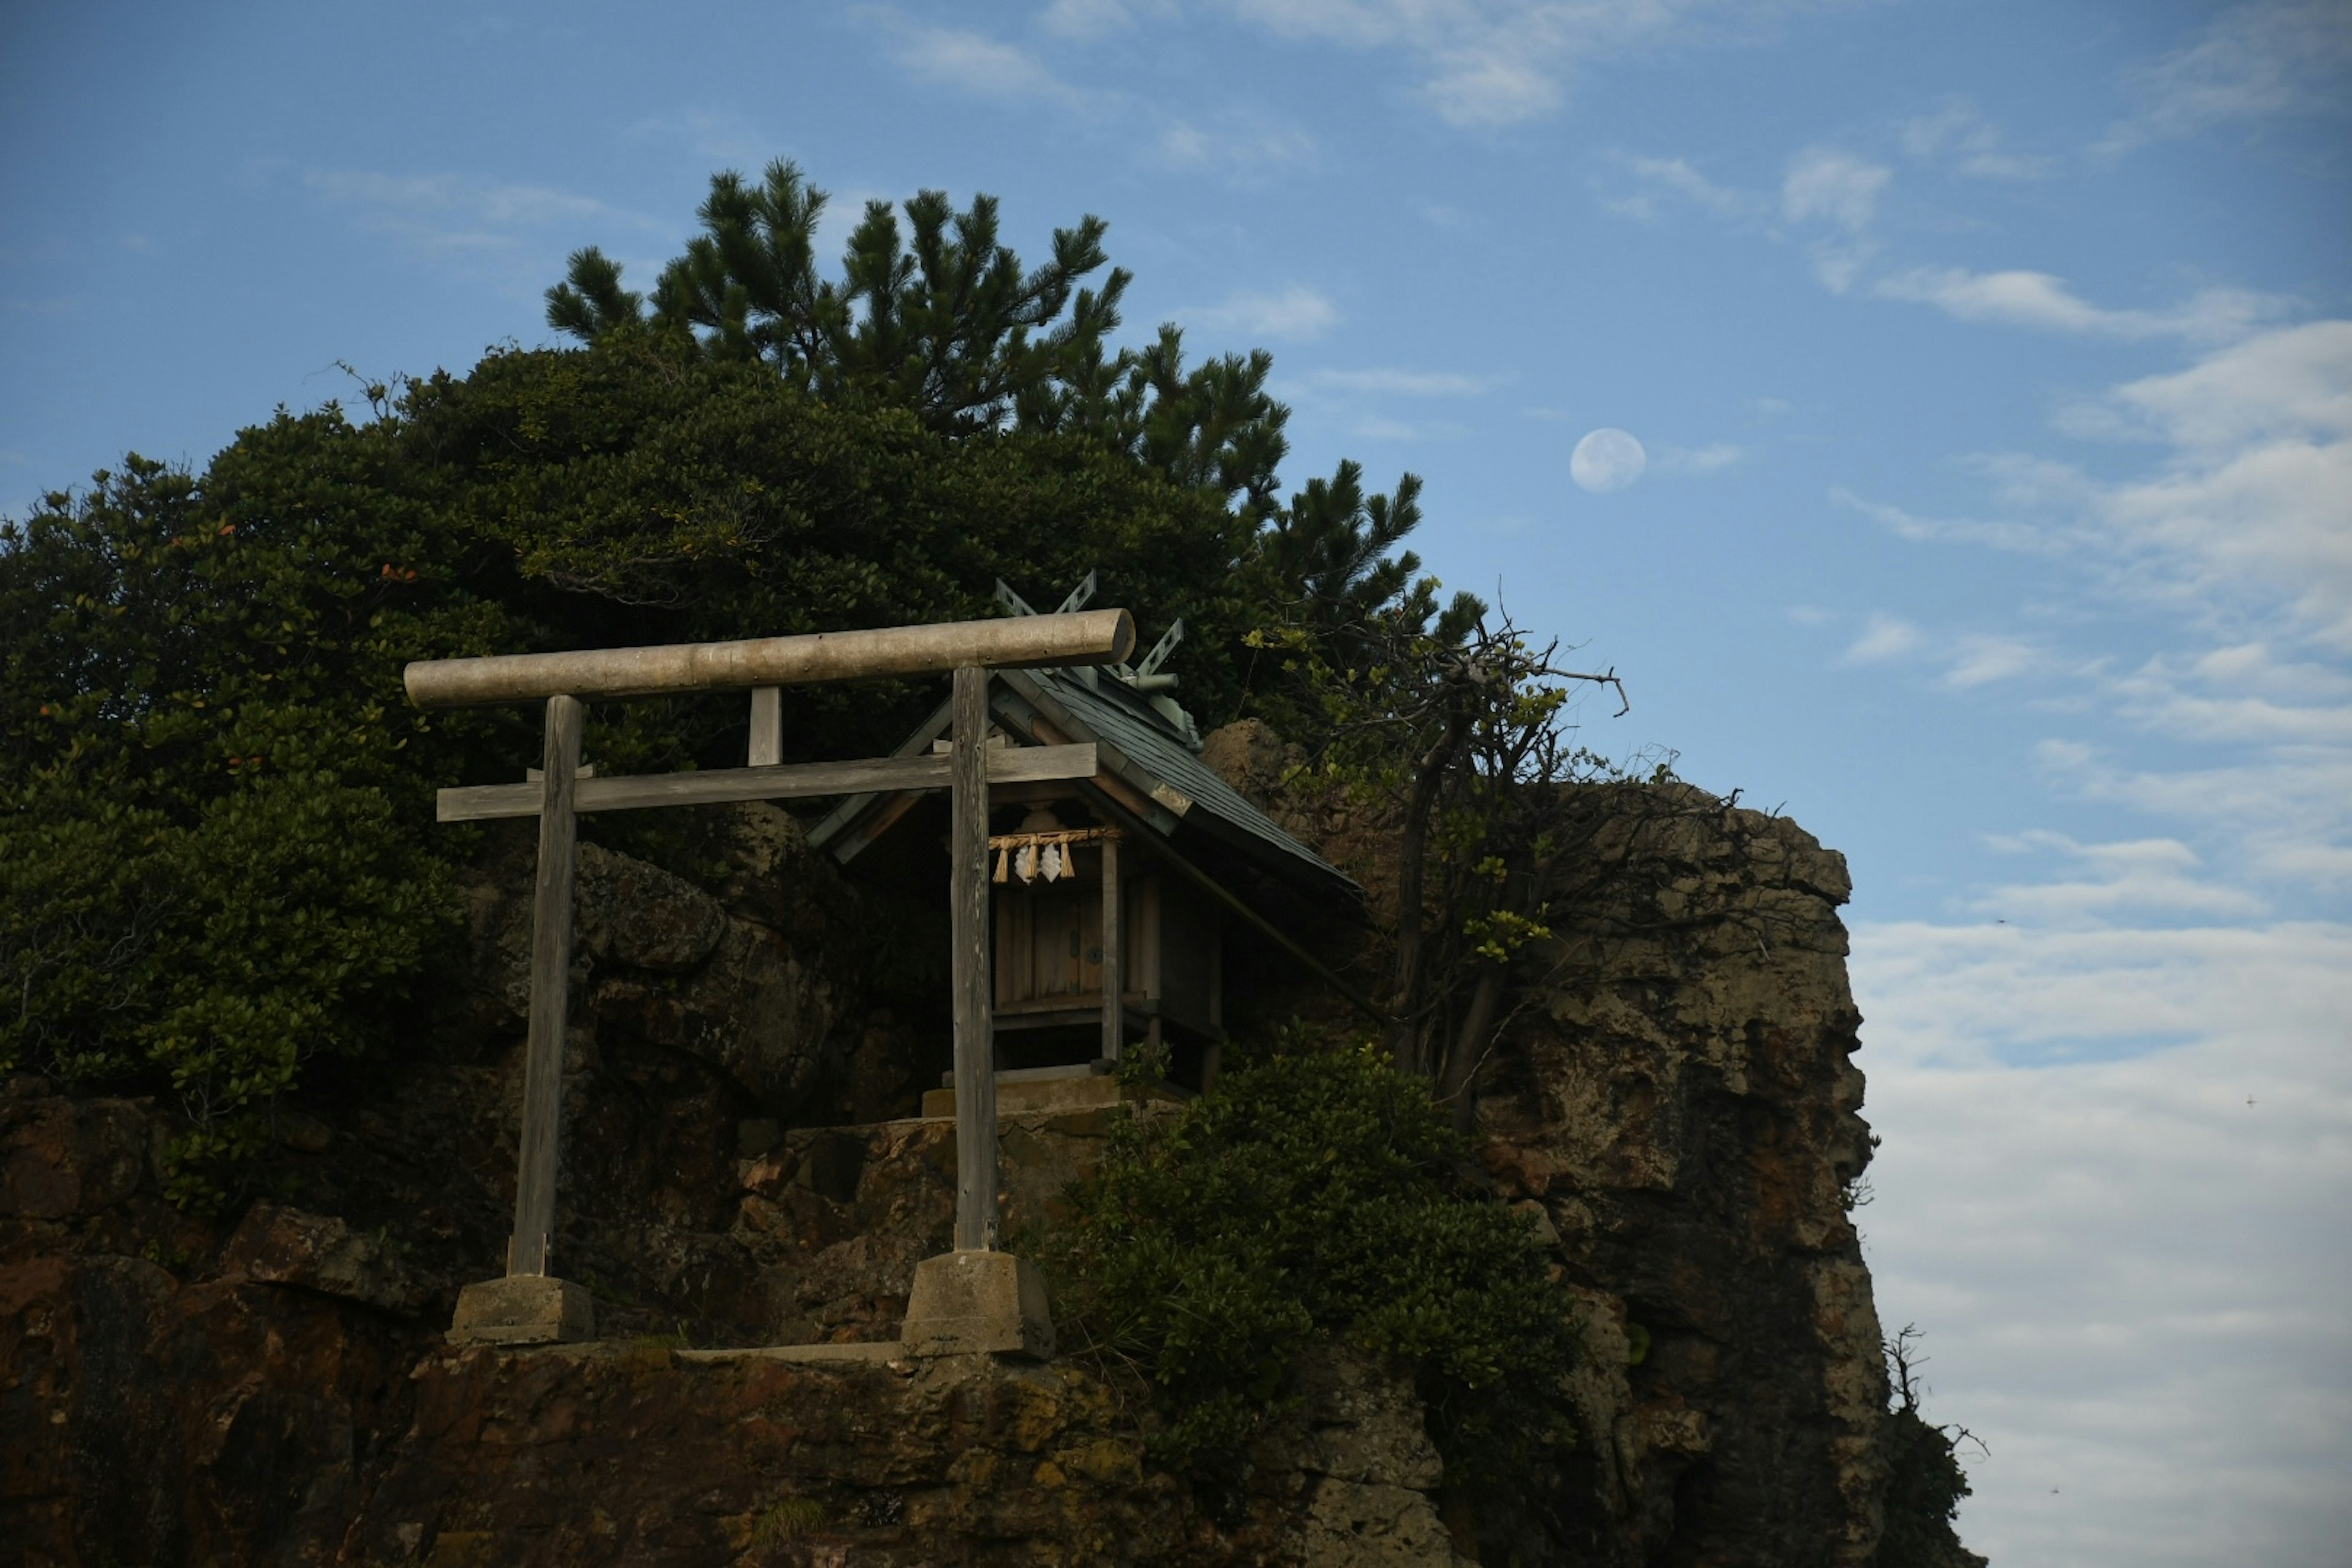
<box><xmin>1265</xmin><ymin>460</ymin><xmax>1483</xmax><ymax>646</ymax></box>
<box><xmin>548</xmin><ymin>159</ymin><xmax>1126</xmax><ymax>436</ymax></box>
<box><xmin>547</xmin><ymin>163</ymin><xmax>1318</xmax><ymax>535</ymax></box>
<box><xmin>546</xmin><ymin>162</ymin><xmax>1469</xmax><ymax>652</ymax></box>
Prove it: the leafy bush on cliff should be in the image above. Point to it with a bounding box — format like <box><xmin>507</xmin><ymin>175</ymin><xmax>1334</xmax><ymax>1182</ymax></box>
<box><xmin>0</xmin><ymin>333</ymin><xmax>1268</xmax><ymax>1197</ymax></box>
<box><xmin>1049</xmin><ymin>1035</ymin><xmax>1578</xmax><ymax>1498</ymax></box>
<box><xmin>0</xmin><ymin>435</ymin><xmax>508</xmax><ymax>1202</ymax></box>
<box><xmin>0</xmin><ymin>163</ymin><xmax>1477</xmax><ymax>1200</ymax></box>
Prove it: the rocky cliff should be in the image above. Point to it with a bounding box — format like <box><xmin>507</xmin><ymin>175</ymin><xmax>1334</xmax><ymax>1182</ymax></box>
<box><xmin>1</xmin><ymin>728</ymin><xmax>1926</xmax><ymax>1566</ymax></box>
<box><xmin>1474</xmin><ymin>799</ymin><xmax>1888</xmax><ymax>1563</ymax></box>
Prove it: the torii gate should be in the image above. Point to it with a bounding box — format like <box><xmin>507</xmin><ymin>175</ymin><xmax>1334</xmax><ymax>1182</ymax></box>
<box><xmin>403</xmin><ymin>609</ymin><xmax>1134</xmax><ymax>1351</ymax></box>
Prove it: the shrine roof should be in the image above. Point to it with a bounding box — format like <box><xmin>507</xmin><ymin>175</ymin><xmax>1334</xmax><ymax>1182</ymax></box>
<box><xmin>1006</xmin><ymin>666</ymin><xmax>1355</xmax><ymax>900</ymax></box>
<box><xmin>807</xmin><ymin>665</ymin><xmax>1358</xmax><ymax>905</ymax></box>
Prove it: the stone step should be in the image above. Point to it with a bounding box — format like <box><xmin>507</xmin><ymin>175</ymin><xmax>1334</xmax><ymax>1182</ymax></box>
<box><xmin>919</xmin><ymin>1070</ymin><xmax>1189</xmax><ymax>1119</ymax></box>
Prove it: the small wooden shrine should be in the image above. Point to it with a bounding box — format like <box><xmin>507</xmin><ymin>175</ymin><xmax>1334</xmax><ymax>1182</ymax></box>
<box><xmin>405</xmin><ymin>607</ymin><xmax>1137</xmax><ymax>1351</ymax></box>
<box><xmin>810</xmin><ymin>576</ymin><xmax>1357</xmax><ymax>1085</ymax></box>
<box><xmin>402</xmin><ymin>593</ymin><xmax>1365</xmax><ymax>1355</ymax></box>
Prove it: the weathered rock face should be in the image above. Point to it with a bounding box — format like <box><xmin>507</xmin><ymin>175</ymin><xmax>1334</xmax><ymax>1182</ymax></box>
<box><xmin>0</xmin><ymin>766</ymin><xmax>1918</xmax><ymax>1565</ymax></box>
<box><xmin>218</xmin><ymin>1203</ymin><xmax>427</xmax><ymax>1316</ymax></box>
<box><xmin>0</xmin><ymin>1071</ymin><xmax>1463</xmax><ymax>1565</ymax></box>
<box><xmin>1471</xmin><ymin>798</ymin><xmax>1887</xmax><ymax>1566</ymax></box>
<box><xmin>461</xmin><ymin>821</ymin><xmax>849</xmax><ymax>1116</ymax></box>
<box><xmin>731</xmin><ymin>1096</ymin><xmax>1175</xmax><ymax>1346</ymax></box>
<box><xmin>337</xmin><ymin>1342</ymin><xmax>1465</xmax><ymax>1567</ymax></box>
<box><xmin>2</xmin><ymin>1156</ymin><xmax>424</xmax><ymax>1564</ymax></box>
<box><xmin>1207</xmin><ymin>739</ymin><xmax>1900</xmax><ymax>1564</ymax></box>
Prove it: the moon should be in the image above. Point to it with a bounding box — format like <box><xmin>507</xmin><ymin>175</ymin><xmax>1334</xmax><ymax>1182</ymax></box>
<box><xmin>1570</xmin><ymin>428</ymin><xmax>1646</xmax><ymax>494</ymax></box>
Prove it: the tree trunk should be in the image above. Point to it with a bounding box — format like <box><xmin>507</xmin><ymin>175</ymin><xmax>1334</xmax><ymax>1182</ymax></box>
<box><xmin>1389</xmin><ymin>701</ymin><xmax>1469</xmax><ymax>1076</ymax></box>
<box><xmin>1440</xmin><ymin>962</ymin><xmax>1504</xmax><ymax>1140</ymax></box>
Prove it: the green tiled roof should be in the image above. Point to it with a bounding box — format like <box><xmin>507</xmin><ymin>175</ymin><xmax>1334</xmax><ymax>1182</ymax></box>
<box><xmin>999</xmin><ymin>667</ymin><xmax>1356</xmax><ymax>901</ymax></box>
<box><xmin>807</xmin><ymin>665</ymin><xmax>1357</xmax><ymax>903</ymax></box>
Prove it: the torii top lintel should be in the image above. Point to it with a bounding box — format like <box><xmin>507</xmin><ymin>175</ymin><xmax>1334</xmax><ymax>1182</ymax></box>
<box><xmin>401</xmin><ymin>609</ymin><xmax>1136</xmax><ymax>710</ymax></box>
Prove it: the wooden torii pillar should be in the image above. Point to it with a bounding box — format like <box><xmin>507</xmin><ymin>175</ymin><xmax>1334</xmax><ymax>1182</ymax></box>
<box><xmin>407</xmin><ymin>611</ymin><xmax>1132</xmax><ymax>1349</ymax></box>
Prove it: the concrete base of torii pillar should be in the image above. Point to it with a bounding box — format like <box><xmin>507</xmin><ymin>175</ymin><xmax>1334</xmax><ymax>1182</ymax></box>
<box><xmin>899</xmin><ymin>1250</ymin><xmax>1055</xmax><ymax>1360</ymax></box>
<box><xmin>448</xmin><ymin>1276</ymin><xmax>597</xmax><ymax>1347</ymax></box>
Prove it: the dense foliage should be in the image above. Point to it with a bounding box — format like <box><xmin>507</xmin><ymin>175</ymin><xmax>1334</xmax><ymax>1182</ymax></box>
<box><xmin>1</xmin><ymin>167</ymin><xmax>1455</xmax><ymax>1201</ymax></box>
<box><xmin>548</xmin><ymin>160</ymin><xmax>1295</xmax><ymax>527</ymax></box>
<box><xmin>0</xmin><ymin>340</ymin><xmax>1336</xmax><ymax>1200</ymax></box>
<box><xmin>547</xmin><ymin>159</ymin><xmax>1131</xmax><ymax>437</ymax></box>
<box><xmin>0</xmin><ymin>435</ymin><xmax>507</xmax><ymax>1201</ymax></box>
<box><xmin>1047</xmin><ymin>1037</ymin><xmax>1578</xmax><ymax>1500</ymax></box>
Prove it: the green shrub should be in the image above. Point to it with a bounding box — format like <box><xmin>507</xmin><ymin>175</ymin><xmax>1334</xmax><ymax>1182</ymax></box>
<box><xmin>0</xmin><ymin>336</ymin><xmax>1258</xmax><ymax>1202</ymax></box>
<box><xmin>1</xmin><ymin>149</ymin><xmax>1476</xmax><ymax>1202</ymax></box>
<box><xmin>0</xmin><ymin>434</ymin><xmax>495</xmax><ymax>1204</ymax></box>
<box><xmin>1048</xmin><ymin>1033</ymin><xmax>1578</xmax><ymax>1498</ymax></box>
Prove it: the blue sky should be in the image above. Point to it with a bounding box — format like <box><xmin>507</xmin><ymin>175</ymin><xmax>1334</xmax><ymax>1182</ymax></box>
<box><xmin>5</xmin><ymin>2</ymin><xmax>2347</xmax><ymax>1558</ymax></box>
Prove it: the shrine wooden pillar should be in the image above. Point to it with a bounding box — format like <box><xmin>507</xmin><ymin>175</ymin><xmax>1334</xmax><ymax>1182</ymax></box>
<box><xmin>949</xmin><ymin>665</ymin><xmax>1000</xmax><ymax>1251</ymax></box>
<box><xmin>510</xmin><ymin>693</ymin><xmax>582</xmax><ymax>1278</ymax></box>
<box><xmin>748</xmin><ymin>686</ymin><xmax>781</xmax><ymax>766</ymax></box>
<box><xmin>1099</xmin><ymin>829</ymin><xmax>1123</xmax><ymax>1065</ymax></box>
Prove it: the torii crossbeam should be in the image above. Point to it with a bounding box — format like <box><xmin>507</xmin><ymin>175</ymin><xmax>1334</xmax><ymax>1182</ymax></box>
<box><xmin>404</xmin><ymin>610</ymin><xmax>1133</xmax><ymax>1347</ymax></box>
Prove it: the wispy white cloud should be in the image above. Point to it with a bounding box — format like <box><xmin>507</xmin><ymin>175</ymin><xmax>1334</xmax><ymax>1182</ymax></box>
<box><xmin>1843</xmin><ymin>611</ymin><xmax>1923</xmax><ymax>665</ymax></box>
<box><xmin>1853</xmin><ymin>917</ymin><xmax>2352</xmax><ymax>1561</ymax></box>
<box><xmin>872</xmin><ymin>13</ymin><xmax>1105</xmax><ymax>110</ymax></box>
<box><xmin>868</xmin><ymin>10</ymin><xmax>1327</xmax><ymax>186</ymax></box>
<box><xmin>1732</xmin><ymin>40</ymin><xmax>2352</xmax><ymax>1557</ymax></box>
<box><xmin>1941</xmin><ymin>632</ymin><xmax>2046</xmax><ymax>690</ymax></box>
<box><xmin>2036</xmin><ymin>737</ymin><xmax>2352</xmax><ymax>891</ymax></box>
<box><xmin>1875</xmin><ymin>266</ymin><xmax>2290</xmax><ymax>345</ymax></box>
<box><xmin>1850</xmin><ymin>323</ymin><xmax>2352</xmax><ymax>653</ymax></box>
<box><xmin>1602</xmin><ymin>153</ymin><xmax>1758</xmax><ymax>221</ymax></box>
<box><xmin>1155</xmin><ymin>115</ymin><xmax>1319</xmax><ymax>179</ymax></box>
<box><xmin>1830</xmin><ymin>486</ymin><xmax>2050</xmax><ymax>553</ymax></box>
<box><xmin>1855</xmin><ymin>918</ymin><xmax>2350</xmax><ymax>1067</ymax></box>
<box><xmin>2103</xmin><ymin>0</ymin><xmax>2352</xmax><ymax>151</ymax></box>
<box><xmin>1218</xmin><ymin>0</ymin><xmax>1808</xmax><ymax>129</ymax></box>
<box><xmin>1605</xmin><ymin>142</ymin><xmax>1893</xmax><ymax>292</ymax></box>
<box><xmin>2108</xmin><ymin>644</ymin><xmax>2352</xmax><ymax>745</ymax></box>
<box><xmin>1604</xmin><ymin>139</ymin><xmax>2288</xmax><ymax>348</ymax></box>
<box><xmin>1838</xmin><ymin>320</ymin><xmax>2352</xmax><ymax>916</ymax></box>
<box><xmin>1899</xmin><ymin>99</ymin><xmax>2052</xmax><ymax>180</ymax></box>
<box><xmin>305</xmin><ymin>170</ymin><xmax>611</xmax><ymax>243</ymax></box>
<box><xmin>1189</xmin><ymin>284</ymin><xmax>1341</xmax><ymax>341</ymax></box>
<box><xmin>1353</xmin><ymin>413</ymin><xmax>1447</xmax><ymax>441</ymax></box>
<box><xmin>1037</xmin><ymin>0</ymin><xmax>1177</xmax><ymax>39</ymax></box>
<box><xmin>1293</xmin><ymin>366</ymin><xmax>1491</xmax><ymax>397</ymax></box>
<box><xmin>2103</xmin><ymin>431</ymin><xmax>2352</xmax><ymax>644</ymax></box>
<box><xmin>299</xmin><ymin>170</ymin><xmax>658</xmax><ymax>274</ymax></box>
<box><xmin>1649</xmin><ymin>440</ymin><xmax>1744</xmax><ymax>475</ymax></box>
<box><xmin>1781</xmin><ymin>147</ymin><xmax>1887</xmax><ymax>292</ymax></box>
<box><xmin>1781</xmin><ymin>146</ymin><xmax>1888</xmax><ymax>230</ymax></box>
<box><xmin>2106</xmin><ymin>317</ymin><xmax>2352</xmax><ymax>451</ymax></box>
<box><xmin>1284</xmin><ymin>363</ymin><xmax>1493</xmax><ymax>442</ymax></box>
<box><xmin>1809</xmin><ymin>603</ymin><xmax>2062</xmax><ymax>691</ymax></box>
<box><xmin>1604</xmin><ymin>126</ymin><xmax>2288</xmax><ymax>344</ymax></box>
<box><xmin>620</xmin><ymin>107</ymin><xmax>778</xmax><ymax>167</ymax></box>
<box><xmin>1972</xmin><ymin>831</ymin><xmax>2268</xmax><ymax>923</ymax></box>
<box><xmin>1807</xmin><ymin>243</ymin><xmax>1875</xmax><ymax>295</ymax></box>
<box><xmin>2086</xmin><ymin>322</ymin><xmax>2352</xmax><ymax>648</ymax></box>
